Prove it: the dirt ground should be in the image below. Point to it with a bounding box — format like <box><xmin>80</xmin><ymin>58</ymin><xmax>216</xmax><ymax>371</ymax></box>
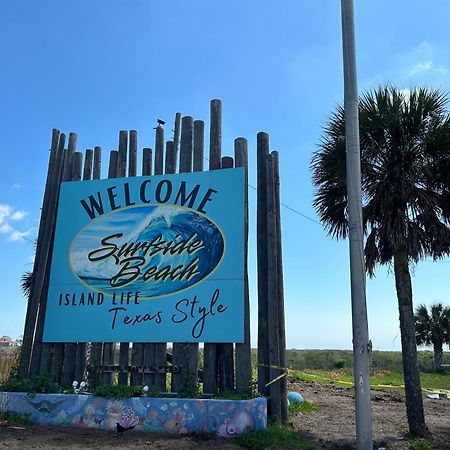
<box><xmin>291</xmin><ymin>381</ymin><xmax>450</xmax><ymax>449</ymax></box>
<box><xmin>1</xmin><ymin>381</ymin><xmax>449</xmax><ymax>449</ymax></box>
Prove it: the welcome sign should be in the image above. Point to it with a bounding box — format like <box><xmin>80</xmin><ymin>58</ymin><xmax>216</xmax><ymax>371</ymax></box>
<box><xmin>43</xmin><ymin>168</ymin><xmax>245</xmax><ymax>343</ymax></box>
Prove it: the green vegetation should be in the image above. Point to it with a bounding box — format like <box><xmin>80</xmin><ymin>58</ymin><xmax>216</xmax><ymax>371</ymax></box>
<box><xmin>285</xmin><ymin>349</ymin><xmax>450</xmax><ymax>373</ymax></box>
<box><xmin>0</xmin><ymin>410</ymin><xmax>32</xmax><ymax>426</ymax></box>
<box><xmin>415</xmin><ymin>303</ymin><xmax>450</xmax><ymax>371</ymax></box>
<box><xmin>288</xmin><ymin>400</ymin><xmax>318</xmax><ymax>418</ymax></box>
<box><xmin>288</xmin><ymin>367</ymin><xmax>450</xmax><ymax>393</ymax></box>
<box><xmin>311</xmin><ymin>85</ymin><xmax>450</xmax><ymax>437</ymax></box>
<box><xmin>237</xmin><ymin>423</ymin><xmax>320</xmax><ymax>450</ymax></box>
<box><xmin>0</xmin><ymin>375</ymin><xmax>60</xmax><ymax>394</ymax></box>
<box><xmin>408</xmin><ymin>438</ymin><xmax>432</xmax><ymax>450</ymax></box>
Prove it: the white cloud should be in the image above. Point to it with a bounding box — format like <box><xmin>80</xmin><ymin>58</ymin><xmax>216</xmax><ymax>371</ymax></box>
<box><xmin>409</xmin><ymin>60</ymin><xmax>447</xmax><ymax>77</ymax></box>
<box><xmin>10</xmin><ymin>210</ymin><xmax>28</xmax><ymax>221</ymax></box>
<box><xmin>0</xmin><ymin>203</ymin><xmax>33</xmax><ymax>243</ymax></box>
<box><xmin>12</xmin><ymin>183</ymin><xmax>22</xmax><ymax>190</ymax></box>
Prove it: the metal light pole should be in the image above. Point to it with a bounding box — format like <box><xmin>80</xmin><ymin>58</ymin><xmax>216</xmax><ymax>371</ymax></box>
<box><xmin>340</xmin><ymin>1</ymin><xmax>373</xmax><ymax>448</ymax></box>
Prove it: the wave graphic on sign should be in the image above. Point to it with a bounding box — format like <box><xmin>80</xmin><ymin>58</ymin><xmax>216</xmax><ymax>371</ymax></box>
<box><xmin>70</xmin><ymin>205</ymin><xmax>225</xmax><ymax>298</ymax></box>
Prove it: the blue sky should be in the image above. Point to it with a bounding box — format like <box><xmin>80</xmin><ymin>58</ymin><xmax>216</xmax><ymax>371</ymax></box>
<box><xmin>2</xmin><ymin>0</ymin><xmax>450</xmax><ymax>350</ymax></box>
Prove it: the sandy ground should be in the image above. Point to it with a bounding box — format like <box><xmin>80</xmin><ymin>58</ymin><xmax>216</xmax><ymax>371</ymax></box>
<box><xmin>1</xmin><ymin>381</ymin><xmax>449</xmax><ymax>449</ymax></box>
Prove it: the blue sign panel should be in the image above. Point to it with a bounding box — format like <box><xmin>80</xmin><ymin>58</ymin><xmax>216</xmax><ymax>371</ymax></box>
<box><xmin>43</xmin><ymin>168</ymin><xmax>244</xmax><ymax>343</ymax></box>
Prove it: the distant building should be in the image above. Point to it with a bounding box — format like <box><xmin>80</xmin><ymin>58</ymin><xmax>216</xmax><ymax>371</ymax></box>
<box><xmin>0</xmin><ymin>336</ymin><xmax>13</xmax><ymax>346</ymax></box>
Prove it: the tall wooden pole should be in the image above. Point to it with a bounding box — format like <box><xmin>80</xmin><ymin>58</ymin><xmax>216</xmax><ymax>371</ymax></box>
<box><xmin>19</xmin><ymin>129</ymin><xmax>60</xmax><ymax>377</ymax></box>
<box><xmin>257</xmin><ymin>132</ymin><xmax>270</xmax><ymax>396</ymax></box>
<box><xmin>341</xmin><ymin>1</ymin><xmax>372</xmax><ymax>447</ymax></box>
<box><xmin>172</xmin><ymin>116</ymin><xmax>199</xmax><ymax>393</ymax></box>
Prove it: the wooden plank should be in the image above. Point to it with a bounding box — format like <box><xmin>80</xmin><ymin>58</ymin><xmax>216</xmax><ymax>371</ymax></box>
<box><xmin>203</xmin><ymin>99</ymin><xmax>222</xmax><ymax>394</ymax></box>
<box><xmin>101</xmin><ymin>150</ymin><xmax>119</xmax><ymax>385</ymax></box>
<box><xmin>234</xmin><ymin>137</ymin><xmax>252</xmax><ymax>394</ymax></box>
<box><xmin>129</xmin><ymin>130</ymin><xmax>137</xmax><ymax>177</ymax></box>
<box><xmin>20</xmin><ymin>129</ymin><xmax>60</xmax><ymax>377</ymax></box>
<box><xmin>257</xmin><ymin>132</ymin><xmax>270</xmax><ymax>396</ymax></box>
<box><xmin>172</xmin><ymin>116</ymin><xmax>199</xmax><ymax>394</ymax></box>
<box><xmin>155</xmin><ymin>126</ymin><xmax>164</xmax><ymax>175</ymax></box>
<box><xmin>273</xmin><ymin>151</ymin><xmax>288</xmax><ymax>423</ymax></box>
<box><xmin>266</xmin><ymin>152</ymin><xmax>281</xmax><ymax>420</ymax></box>
<box><xmin>193</xmin><ymin>120</ymin><xmax>204</xmax><ymax>172</ymax></box>
<box><xmin>218</xmin><ymin>156</ymin><xmax>235</xmax><ymax>392</ymax></box>
<box><xmin>29</xmin><ymin>133</ymin><xmax>66</xmax><ymax>379</ymax></box>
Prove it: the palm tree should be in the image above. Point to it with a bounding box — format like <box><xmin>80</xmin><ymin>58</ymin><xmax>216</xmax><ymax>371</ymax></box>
<box><xmin>20</xmin><ymin>271</ymin><xmax>33</xmax><ymax>301</ymax></box>
<box><xmin>415</xmin><ymin>303</ymin><xmax>450</xmax><ymax>371</ymax></box>
<box><xmin>311</xmin><ymin>86</ymin><xmax>450</xmax><ymax>437</ymax></box>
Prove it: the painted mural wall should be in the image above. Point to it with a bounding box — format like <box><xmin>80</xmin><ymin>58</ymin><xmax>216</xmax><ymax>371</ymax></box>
<box><xmin>1</xmin><ymin>392</ymin><xmax>266</xmax><ymax>438</ymax></box>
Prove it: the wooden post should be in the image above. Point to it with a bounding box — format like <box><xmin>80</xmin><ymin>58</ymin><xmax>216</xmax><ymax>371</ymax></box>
<box><xmin>257</xmin><ymin>132</ymin><xmax>270</xmax><ymax>396</ymax></box>
<box><xmin>50</xmin><ymin>144</ymin><xmax>77</xmax><ymax>384</ymax></box>
<box><xmin>203</xmin><ymin>99</ymin><xmax>222</xmax><ymax>394</ymax></box>
<box><xmin>127</xmin><ymin>131</ymin><xmax>144</xmax><ymax>387</ymax></box>
<box><xmin>234</xmin><ymin>138</ymin><xmax>252</xmax><ymax>394</ymax></box>
<box><xmin>116</xmin><ymin>131</ymin><xmax>130</xmax><ymax>385</ymax></box>
<box><xmin>164</xmin><ymin>142</ymin><xmax>175</xmax><ymax>174</ymax></box>
<box><xmin>193</xmin><ymin>120</ymin><xmax>204</xmax><ymax>172</ymax></box>
<box><xmin>20</xmin><ymin>129</ymin><xmax>60</xmax><ymax>377</ymax></box>
<box><xmin>62</xmin><ymin>132</ymin><xmax>77</xmax><ymax>181</ymax></box>
<box><xmin>117</xmin><ymin>130</ymin><xmax>128</xmax><ymax>177</ymax></box>
<box><xmin>28</xmin><ymin>133</ymin><xmax>66</xmax><ymax>379</ymax></box>
<box><xmin>266</xmin><ymin>152</ymin><xmax>281</xmax><ymax>420</ymax></box>
<box><xmin>218</xmin><ymin>156</ymin><xmax>235</xmax><ymax>392</ymax></box>
<box><xmin>172</xmin><ymin>116</ymin><xmax>199</xmax><ymax>393</ymax></box>
<box><xmin>142</xmin><ymin>148</ymin><xmax>153</xmax><ymax>177</ymax></box>
<box><xmin>82</xmin><ymin>149</ymin><xmax>93</xmax><ymax>180</ymax></box>
<box><xmin>179</xmin><ymin>116</ymin><xmax>193</xmax><ymax>172</ymax></box>
<box><xmin>102</xmin><ymin>150</ymin><xmax>119</xmax><ymax>385</ymax></box>
<box><xmin>89</xmin><ymin>146</ymin><xmax>103</xmax><ymax>386</ymax></box>
<box><xmin>155</xmin><ymin>127</ymin><xmax>164</xmax><ymax>175</ymax></box>
<box><xmin>73</xmin><ymin>149</ymin><xmax>94</xmax><ymax>383</ymax></box>
<box><xmin>273</xmin><ymin>151</ymin><xmax>288</xmax><ymax>423</ymax></box>
<box><xmin>173</xmin><ymin>112</ymin><xmax>181</xmax><ymax>165</ymax></box>
<box><xmin>141</xmin><ymin>148</ymin><xmax>155</xmax><ymax>388</ymax></box>
<box><xmin>61</xmin><ymin>152</ymin><xmax>83</xmax><ymax>386</ymax></box>
<box><xmin>93</xmin><ymin>147</ymin><xmax>102</xmax><ymax>180</ymax></box>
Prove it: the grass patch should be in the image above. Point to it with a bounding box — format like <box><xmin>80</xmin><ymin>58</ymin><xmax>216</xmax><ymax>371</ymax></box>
<box><xmin>408</xmin><ymin>438</ymin><xmax>432</xmax><ymax>450</ymax></box>
<box><xmin>236</xmin><ymin>423</ymin><xmax>319</xmax><ymax>450</ymax></box>
<box><xmin>288</xmin><ymin>400</ymin><xmax>318</xmax><ymax>417</ymax></box>
<box><xmin>288</xmin><ymin>368</ymin><xmax>450</xmax><ymax>393</ymax></box>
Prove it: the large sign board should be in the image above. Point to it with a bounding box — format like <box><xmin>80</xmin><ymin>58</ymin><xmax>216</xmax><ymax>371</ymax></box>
<box><xmin>43</xmin><ymin>168</ymin><xmax>244</xmax><ymax>343</ymax></box>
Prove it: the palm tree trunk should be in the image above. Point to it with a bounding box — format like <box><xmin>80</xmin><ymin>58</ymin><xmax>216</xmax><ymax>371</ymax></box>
<box><xmin>433</xmin><ymin>344</ymin><xmax>443</xmax><ymax>371</ymax></box>
<box><xmin>393</xmin><ymin>246</ymin><xmax>427</xmax><ymax>436</ymax></box>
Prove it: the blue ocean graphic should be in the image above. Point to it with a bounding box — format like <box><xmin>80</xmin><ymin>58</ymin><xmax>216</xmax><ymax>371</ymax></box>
<box><xmin>70</xmin><ymin>205</ymin><xmax>225</xmax><ymax>298</ymax></box>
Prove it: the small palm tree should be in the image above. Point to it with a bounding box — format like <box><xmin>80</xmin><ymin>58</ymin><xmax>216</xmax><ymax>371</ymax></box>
<box><xmin>415</xmin><ymin>303</ymin><xmax>450</xmax><ymax>371</ymax></box>
<box><xmin>20</xmin><ymin>271</ymin><xmax>33</xmax><ymax>301</ymax></box>
<box><xmin>311</xmin><ymin>85</ymin><xmax>450</xmax><ymax>437</ymax></box>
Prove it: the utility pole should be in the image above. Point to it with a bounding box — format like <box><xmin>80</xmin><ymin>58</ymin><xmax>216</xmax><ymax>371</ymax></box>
<box><xmin>340</xmin><ymin>1</ymin><xmax>373</xmax><ymax>448</ymax></box>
